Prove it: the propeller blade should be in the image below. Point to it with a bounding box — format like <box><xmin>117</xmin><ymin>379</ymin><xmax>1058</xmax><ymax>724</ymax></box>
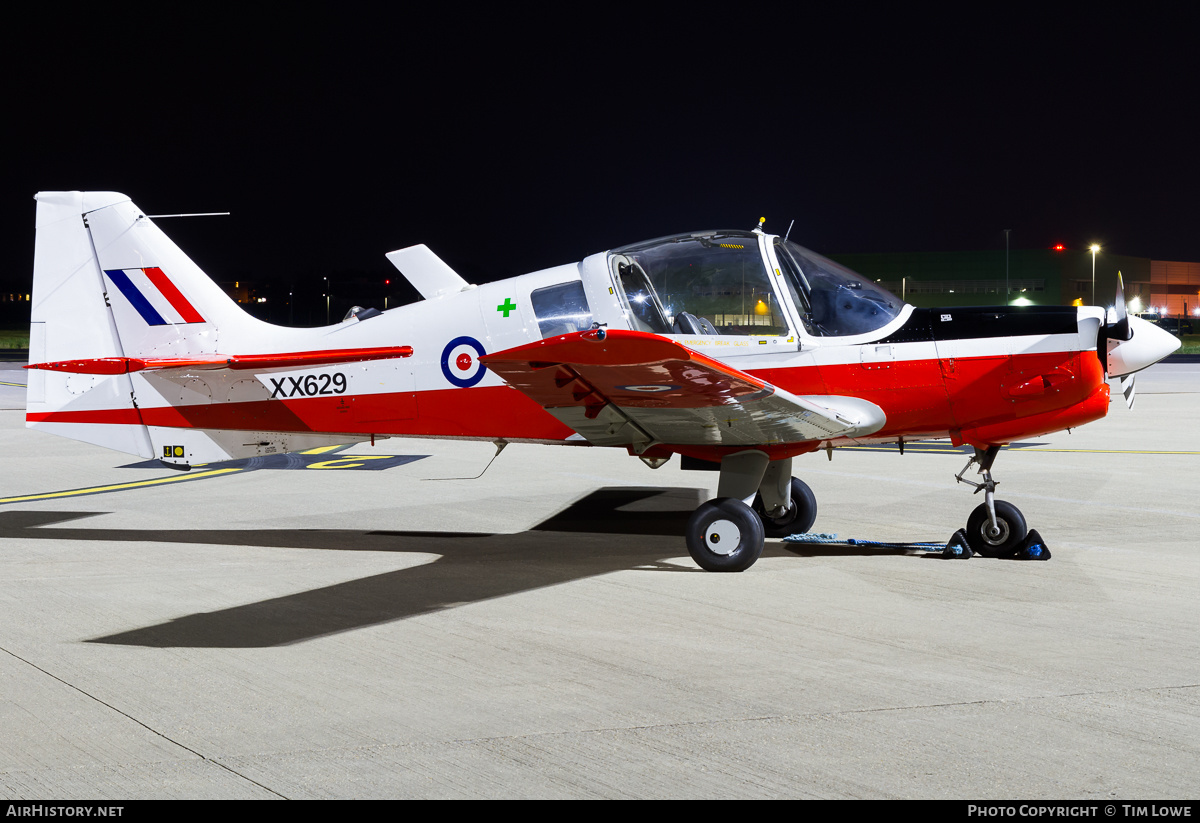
<box><xmin>1110</xmin><ymin>271</ymin><xmax>1132</xmax><ymax>342</ymax></box>
<box><xmin>1119</xmin><ymin>374</ymin><xmax>1136</xmax><ymax>410</ymax></box>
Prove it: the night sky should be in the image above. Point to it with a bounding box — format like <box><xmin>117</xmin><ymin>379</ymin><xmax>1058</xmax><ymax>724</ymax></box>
<box><xmin>6</xmin><ymin>8</ymin><xmax>1197</xmax><ymax>306</ymax></box>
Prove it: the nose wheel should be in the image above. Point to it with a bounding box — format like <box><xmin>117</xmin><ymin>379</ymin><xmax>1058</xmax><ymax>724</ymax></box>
<box><xmin>965</xmin><ymin>500</ymin><xmax>1028</xmax><ymax>557</ymax></box>
<box><xmin>955</xmin><ymin>446</ymin><xmax>1030</xmax><ymax>558</ymax></box>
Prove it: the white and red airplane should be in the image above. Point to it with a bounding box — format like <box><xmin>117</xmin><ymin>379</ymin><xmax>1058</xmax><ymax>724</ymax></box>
<box><xmin>25</xmin><ymin>191</ymin><xmax>1180</xmax><ymax>571</ymax></box>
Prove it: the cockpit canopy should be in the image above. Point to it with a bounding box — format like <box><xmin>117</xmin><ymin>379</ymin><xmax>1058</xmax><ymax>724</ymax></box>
<box><xmin>612</xmin><ymin>231</ymin><xmax>788</xmax><ymax>336</ymax></box>
<box><xmin>611</xmin><ymin>231</ymin><xmax>902</xmax><ymax>338</ymax></box>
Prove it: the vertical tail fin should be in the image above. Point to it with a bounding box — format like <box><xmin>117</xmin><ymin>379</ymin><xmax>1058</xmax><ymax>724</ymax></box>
<box><xmin>28</xmin><ymin>192</ymin><xmax>154</xmax><ymax>456</ymax></box>
<box><xmin>26</xmin><ymin>191</ymin><xmax>260</xmax><ymax>458</ymax></box>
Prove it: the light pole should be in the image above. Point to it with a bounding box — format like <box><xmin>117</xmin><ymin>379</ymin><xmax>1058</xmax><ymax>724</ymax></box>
<box><xmin>1090</xmin><ymin>244</ymin><xmax>1100</xmax><ymax>305</ymax></box>
<box><xmin>324</xmin><ymin>276</ymin><xmax>330</xmax><ymax>324</ymax></box>
<box><xmin>1004</xmin><ymin>229</ymin><xmax>1011</xmax><ymax>304</ymax></box>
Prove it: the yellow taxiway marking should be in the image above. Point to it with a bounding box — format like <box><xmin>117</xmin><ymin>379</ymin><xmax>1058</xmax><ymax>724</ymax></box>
<box><xmin>190</xmin><ymin>443</ymin><xmax>350</xmax><ymax>468</ymax></box>
<box><xmin>306</xmin><ymin>455</ymin><xmax>398</xmax><ymax>469</ymax></box>
<box><xmin>0</xmin><ymin>468</ymin><xmax>244</xmax><ymax>505</ymax></box>
<box><xmin>0</xmin><ymin>380</ymin><xmax>27</xmax><ymax>388</ymax></box>
<box><xmin>1020</xmin><ymin>448</ymin><xmax>1200</xmax><ymax>455</ymax></box>
<box><xmin>1</xmin><ymin>445</ymin><xmax>363</xmax><ymax>505</ymax></box>
<box><xmin>841</xmin><ymin>445</ymin><xmax>1200</xmax><ymax>456</ymax></box>
<box><xmin>841</xmin><ymin>446</ymin><xmax>963</xmax><ymax>453</ymax></box>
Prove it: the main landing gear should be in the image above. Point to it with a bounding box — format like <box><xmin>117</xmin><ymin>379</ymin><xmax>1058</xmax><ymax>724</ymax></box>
<box><xmin>682</xmin><ymin>445</ymin><xmax>1037</xmax><ymax>571</ymax></box>
<box><xmin>954</xmin><ymin>445</ymin><xmax>1029</xmax><ymax>557</ymax></box>
<box><xmin>685</xmin><ymin>451</ymin><xmax>816</xmax><ymax>572</ymax></box>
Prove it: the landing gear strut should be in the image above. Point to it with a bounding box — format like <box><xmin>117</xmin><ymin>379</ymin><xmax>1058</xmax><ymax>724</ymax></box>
<box><xmin>752</xmin><ymin>477</ymin><xmax>817</xmax><ymax>538</ymax></box>
<box><xmin>954</xmin><ymin>445</ymin><xmax>1029</xmax><ymax>557</ymax></box>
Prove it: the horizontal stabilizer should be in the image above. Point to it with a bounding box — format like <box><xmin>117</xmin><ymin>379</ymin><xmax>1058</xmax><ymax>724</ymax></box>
<box><xmin>27</xmin><ymin>346</ymin><xmax>414</xmax><ymax>375</ymax></box>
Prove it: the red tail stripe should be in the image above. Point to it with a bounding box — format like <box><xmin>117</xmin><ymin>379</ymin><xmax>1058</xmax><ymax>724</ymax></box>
<box><xmin>143</xmin><ymin>267</ymin><xmax>205</xmax><ymax>324</ymax></box>
<box><xmin>25</xmin><ymin>347</ymin><xmax>414</xmax><ymax>374</ymax></box>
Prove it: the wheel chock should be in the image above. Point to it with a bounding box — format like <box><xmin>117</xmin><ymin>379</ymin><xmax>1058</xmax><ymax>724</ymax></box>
<box><xmin>942</xmin><ymin>528</ymin><xmax>973</xmax><ymax>559</ymax></box>
<box><xmin>1014</xmin><ymin>528</ymin><xmax>1051</xmax><ymax>560</ymax></box>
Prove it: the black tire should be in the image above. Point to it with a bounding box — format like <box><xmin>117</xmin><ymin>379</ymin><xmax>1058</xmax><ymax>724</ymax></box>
<box><xmin>965</xmin><ymin>500</ymin><xmax>1028</xmax><ymax>558</ymax></box>
<box><xmin>685</xmin><ymin>498</ymin><xmax>765</xmax><ymax>572</ymax></box>
<box><xmin>752</xmin><ymin>477</ymin><xmax>818</xmax><ymax>538</ymax></box>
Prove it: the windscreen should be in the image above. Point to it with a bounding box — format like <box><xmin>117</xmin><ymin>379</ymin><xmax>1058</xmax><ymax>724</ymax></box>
<box><xmin>774</xmin><ymin>239</ymin><xmax>902</xmax><ymax>336</ymax></box>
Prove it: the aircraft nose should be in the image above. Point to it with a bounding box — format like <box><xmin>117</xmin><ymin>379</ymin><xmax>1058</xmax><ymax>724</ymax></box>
<box><xmin>1107</xmin><ymin>315</ymin><xmax>1182</xmax><ymax>377</ymax></box>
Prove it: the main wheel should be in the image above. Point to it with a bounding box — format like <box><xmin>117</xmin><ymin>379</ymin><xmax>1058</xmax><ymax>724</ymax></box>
<box><xmin>685</xmin><ymin>498</ymin><xmax>765</xmax><ymax>572</ymax></box>
<box><xmin>965</xmin><ymin>500</ymin><xmax>1028</xmax><ymax>558</ymax></box>
<box><xmin>752</xmin><ymin>477</ymin><xmax>817</xmax><ymax>537</ymax></box>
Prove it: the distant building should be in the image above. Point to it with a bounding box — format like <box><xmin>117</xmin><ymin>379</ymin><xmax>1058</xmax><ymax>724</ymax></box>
<box><xmin>829</xmin><ymin>248</ymin><xmax>1200</xmax><ymax>318</ymax></box>
<box><xmin>1149</xmin><ymin>260</ymin><xmax>1200</xmax><ymax>317</ymax></box>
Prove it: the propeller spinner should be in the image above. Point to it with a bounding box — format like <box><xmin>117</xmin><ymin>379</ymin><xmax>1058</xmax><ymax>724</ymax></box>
<box><xmin>1099</xmin><ymin>272</ymin><xmax>1181</xmax><ymax>408</ymax></box>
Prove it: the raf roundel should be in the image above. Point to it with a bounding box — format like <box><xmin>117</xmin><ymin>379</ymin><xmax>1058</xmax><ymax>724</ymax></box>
<box><xmin>440</xmin><ymin>336</ymin><xmax>488</xmax><ymax>388</ymax></box>
<box><xmin>617</xmin><ymin>384</ymin><xmax>680</xmax><ymax>393</ymax></box>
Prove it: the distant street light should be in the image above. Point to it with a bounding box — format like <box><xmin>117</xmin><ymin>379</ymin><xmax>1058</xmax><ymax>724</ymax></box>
<box><xmin>1004</xmin><ymin>229</ymin><xmax>1011</xmax><ymax>304</ymax></box>
<box><xmin>1090</xmin><ymin>244</ymin><xmax>1101</xmax><ymax>306</ymax></box>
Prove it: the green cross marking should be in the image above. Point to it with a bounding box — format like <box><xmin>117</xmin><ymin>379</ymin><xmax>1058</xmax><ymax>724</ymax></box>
<box><xmin>497</xmin><ymin>297</ymin><xmax>516</xmax><ymax>317</ymax></box>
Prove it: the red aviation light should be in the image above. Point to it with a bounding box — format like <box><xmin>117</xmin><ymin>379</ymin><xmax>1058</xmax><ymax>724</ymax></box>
<box><xmin>1053</xmin><ymin>244</ymin><xmax>1065</xmax><ymax>251</ymax></box>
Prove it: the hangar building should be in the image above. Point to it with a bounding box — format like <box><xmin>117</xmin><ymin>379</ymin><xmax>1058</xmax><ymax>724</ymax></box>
<box><xmin>829</xmin><ymin>248</ymin><xmax>1200</xmax><ymax>318</ymax></box>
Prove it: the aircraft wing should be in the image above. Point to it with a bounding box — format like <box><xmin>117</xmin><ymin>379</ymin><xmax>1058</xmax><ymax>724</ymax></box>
<box><xmin>480</xmin><ymin>329</ymin><xmax>884</xmax><ymax>453</ymax></box>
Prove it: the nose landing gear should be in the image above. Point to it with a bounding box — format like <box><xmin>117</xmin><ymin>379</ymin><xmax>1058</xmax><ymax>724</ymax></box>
<box><xmin>954</xmin><ymin>445</ymin><xmax>1029</xmax><ymax>557</ymax></box>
